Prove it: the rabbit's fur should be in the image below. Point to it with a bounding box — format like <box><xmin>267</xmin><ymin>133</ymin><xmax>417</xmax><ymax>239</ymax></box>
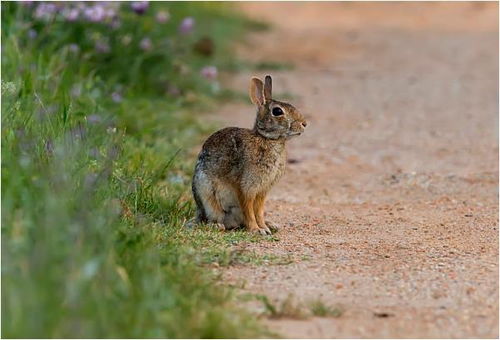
<box><xmin>190</xmin><ymin>75</ymin><xmax>307</xmax><ymax>235</ymax></box>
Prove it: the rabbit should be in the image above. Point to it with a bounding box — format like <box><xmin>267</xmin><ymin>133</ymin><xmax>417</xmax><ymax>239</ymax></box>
<box><xmin>189</xmin><ymin>75</ymin><xmax>307</xmax><ymax>235</ymax></box>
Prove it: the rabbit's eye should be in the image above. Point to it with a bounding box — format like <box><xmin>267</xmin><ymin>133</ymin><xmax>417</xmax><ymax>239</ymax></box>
<box><xmin>272</xmin><ymin>107</ymin><xmax>284</xmax><ymax>117</ymax></box>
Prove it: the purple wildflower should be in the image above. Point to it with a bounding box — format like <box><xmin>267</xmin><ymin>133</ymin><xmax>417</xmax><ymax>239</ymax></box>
<box><xmin>84</xmin><ymin>173</ymin><xmax>99</xmax><ymax>190</ymax></box>
<box><xmin>89</xmin><ymin>147</ymin><xmax>100</xmax><ymax>159</ymax></box>
<box><xmin>44</xmin><ymin>139</ymin><xmax>54</xmax><ymax>154</ymax></box>
<box><xmin>20</xmin><ymin>1</ymin><xmax>34</xmax><ymax>7</ymax></box>
<box><xmin>139</xmin><ymin>37</ymin><xmax>152</xmax><ymax>51</ymax></box>
<box><xmin>111</xmin><ymin>92</ymin><xmax>123</xmax><ymax>103</ymax></box>
<box><xmin>28</xmin><ymin>29</ymin><xmax>37</xmax><ymax>39</ymax></box>
<box><xmin>70</xmin><ymin>123</ymin><xmax>86</xmax><ymax>140</ymax></box>
<box><xmin>156</xmin><ymin>10</ymin><xmax>170</xmax><ymax>23</ymax></box>
<box><xmin>68</xmin><ymin>43</ymin><xmax>80</xmax><ymax>54</ymax></box>
<box><xmin>130</xmin><ymin>1</ymin><xmax>149</xmax><ymax>15</ymax></box>
<box><xmin>200</xmin><ymin>66</ymin><xmax>218</xmax><ymax>80</ymax></box>
<box><xmin>84</xmin><ymin>5</ymin><xmax>106</xmax><ymax>22</ymax></box>
<box><xmin>166</xmin><ymin>84</ymin><xmax>181</xmax><ymax>97</ymax></box>
<box><xmin>71</xmin><ymin>84</ymin><xmax>82</xmax><ymax>97</ymax></box>
<box><xmin>95</xmin><ymin>40</ymin><xmax>110</xmax><ymax>54</ymax></box>
<box><xmin>62</xmin><ymin>7</ymin><xmax>79</xmax><ymax>21</ymax></box>
<box><xmin>87</xmin><ymin>114</ymin><xmax>102</xmax><ymax>124</ymax></box>
<box><xmin>110</xmin><ymin>18</ymin><xmax>121</xmax><ymax>30</ymax></box>
<box><xmin>178</xmin><ymin>17</ymin><xmax>195</xmax><ymax>35</ymax></box>
<box><xmin>104</xmin><ymin>7</ymin><xmax>116</xmax><ymax>19</ymax></box>
<box><xmin>76</xmin><ymin>2</ymin><xmax>87</xmax><ymax>11</ymax></box>
<box><xmin>34</xmin><ymin>3</ymin><xmax>58</xmax><ymax>21</ymax></box>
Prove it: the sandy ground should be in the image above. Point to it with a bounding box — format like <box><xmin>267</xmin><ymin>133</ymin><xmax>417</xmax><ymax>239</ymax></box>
<box><xmin>210</xmin><ymin>3</ymin><xmax>498</xmax><ymax>338</ymax></box>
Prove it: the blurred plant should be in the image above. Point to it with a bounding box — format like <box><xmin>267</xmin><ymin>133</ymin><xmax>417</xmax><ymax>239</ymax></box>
<box><xmin>1</xmin><ymin>1</ymin><xmax>269</xmax><ymax>337</ymax></box>
<box><xmin>194</xmin><ymin>36</ymin><xmax>215</xmax><ymax>56</ymax></box>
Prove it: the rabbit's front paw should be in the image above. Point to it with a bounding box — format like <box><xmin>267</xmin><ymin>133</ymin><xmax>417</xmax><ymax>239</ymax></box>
<box><xmin>258</xmin><ymin>226</ymin><xmax>272</xmax><ymax>236</ymax></box>
<box><xmin>249</xmin><ymin>225</ymin><xmax>271</xmax><ymax>236</ymax></box>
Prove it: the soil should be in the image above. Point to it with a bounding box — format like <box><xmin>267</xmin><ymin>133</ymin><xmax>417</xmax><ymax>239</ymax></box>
<box><xmin>212</xmin><ymin>3</ymin><xmax>498</xmax><ymax>338</ymax></box>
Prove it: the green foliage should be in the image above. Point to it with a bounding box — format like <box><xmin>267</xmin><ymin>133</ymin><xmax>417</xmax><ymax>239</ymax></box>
<box><xmin>1</xmin><ymin>2</ymin><xmax>265</xmax><ymax>338</ymax></box>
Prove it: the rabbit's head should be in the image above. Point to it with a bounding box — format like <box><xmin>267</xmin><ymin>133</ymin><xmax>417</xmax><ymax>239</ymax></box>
<box><xmin>249</xmin><ymin>75</ymin><xmax>307</xmax><ymax>140</ymax></box>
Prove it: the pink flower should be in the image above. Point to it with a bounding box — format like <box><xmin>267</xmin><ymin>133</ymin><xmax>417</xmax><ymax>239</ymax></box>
<box><xmin>156</xmin><ymin>10</ymin><xmax>170</xmax><ymax>24</ymax></box>
<box><xmin>200</xmin><ymin>66</ymin><xmax>218</xmax><ymax>80</ymax></box>
<box><xmin>104</xmin><ymin>8</ymin><xmax>116</xmax><ymax>20</ymax></box>
<box><xmin>167</xmin><ymin>85</ymin><xmax>181</xmax><ymax>97</ymax></box>
<box><xmin>87</xmin><ymin>114</ymin><xmax>102</xmax><ymax>124</ymax></box>
<box><xmin>84</xmin><ymin>5</ymin><xmax>106</xmax><ymax>22</ymax></box>
<box><xmin>28</xmin><ymin>29</ymin><xmax>37</xmax><ymax>39</ymax></box>
<box><xmin>34</xmin><ymin>3</ymin><xmax>57</xmax><ymax>21</ymax></box>
<box><xmin>95</xmin><ymin>40</ymin><xmax>110</xmax><ymax>54</ymax></box>
<box><xmin>111</xmin><ymin>92</ymin><xmax>123</xmax><ymax>103</ymax></box>
<box><xmin>178</xmin><ymin>17</ymin><xmax>195</xmax><ymax>35</ymax></box>
<box><xmin>130</xmin><ymin>1</ymin><xmax>149</xmax><ymax>15</ymax></box>
<box><xmin>62</xmin><ymin>7</ymin><xmax>79</xmax><ymax>21</ymax></box>
<box><xmin>20</xmin><ymin>1</ymin><xmax>34</xmax><ymax>7</ymax></box>
<box><xmin>68</xmin><ymin>43</ymin><xmax>80</xmax><ymax>54</ymax></box>
<box><xmin>139</xmin><ymin>37</ymin><xmax>152</xmax><ymax>51</ymax></box>
<box><xmin>110</xmin><ymin>18</ymin><xmax>121</xmax><ymax>30</ymax></box>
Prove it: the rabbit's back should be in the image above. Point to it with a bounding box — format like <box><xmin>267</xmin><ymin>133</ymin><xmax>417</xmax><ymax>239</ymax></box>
<box><xmin>196</xmin><ymin>127</ymin><xmax>286</xmax><ymax>192</ymax></box>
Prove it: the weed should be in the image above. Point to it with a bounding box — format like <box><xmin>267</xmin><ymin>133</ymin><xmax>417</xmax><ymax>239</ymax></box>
<box><xmin>254</xmin><ymin>61</ymin><xmax>294</xmax><ymax>71</ymax></box>
<box><xmin>257</xmin><ymin>294</ymin><xmax>308</xmax><ymax>320</ymax></box>
<box><xmin>309</xmin><ymin>299</ymin><xmax>344</xmax><ymax>318</ymax></box>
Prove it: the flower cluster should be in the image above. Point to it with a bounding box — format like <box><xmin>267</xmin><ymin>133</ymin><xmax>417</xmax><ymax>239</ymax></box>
<box><xmin>130</xmin><ymin>1</ymin><xmax>149</xmax><ymax>15</ymax></box>
<box><xmin>21</xmin><ymin>1</ymin><xmax>218</xmax><ymax>98</ymax></box>
<box><xmin>27</xmin><ymin>2</ymin><xmax>189</xmax><ymax>34</ymax></box>
<box><xmin>32</xmin><ymin>2</ymin><xmax>119</xmax><ymax>23</ymax></box>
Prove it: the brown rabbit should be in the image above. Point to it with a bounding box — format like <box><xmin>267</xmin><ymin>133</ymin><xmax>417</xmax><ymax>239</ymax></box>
<box><xmin>190</xmin><ymin>75</ymin><xmax>307</xmax><ymax>235</ymax></box>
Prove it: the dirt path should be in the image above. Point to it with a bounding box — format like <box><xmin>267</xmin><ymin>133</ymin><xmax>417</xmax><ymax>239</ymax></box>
<box><xmin>215</xmin><ymin>3</ymin><xmax>498</xmax><ymax>338</ymax></box>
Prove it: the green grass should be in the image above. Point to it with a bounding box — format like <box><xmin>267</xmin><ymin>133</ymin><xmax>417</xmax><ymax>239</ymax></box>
<box><xmin>1</xmin><ymin>2</ymin><xmax>270</xmax><ymax>338</ymax></box>
<box><xmin>309</xmin><ymin>299</ymin><xmax>344</xmax><ymax>318</ymax></box>
<box><xmin>175</xmin><ymin>226</ymin><xmax>292</xmax><ymax>267</ymax></box>
<box><xmin>239</xmin><ymin>294</ymin><xmax>344</xmax><ymax>320</ymax></box>
<box><xmin>256</xmin><ymin>294</ymin><xmax>308</xmax><ymax>320</ymax></box>
<box><xmin>254</xmin><ymin>61</ymin><xmax>294</xmax><ymax>71</ymax></box>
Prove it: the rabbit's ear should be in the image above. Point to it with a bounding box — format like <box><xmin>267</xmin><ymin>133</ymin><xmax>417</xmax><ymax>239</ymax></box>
<box><xmin>264</xmin><ymin>75</ymin><xmax>272</xmax><ymax>101</ymax></box>
<box><xmin>249</xmin><ymin>77</ymin><xmax>265</xmax><ymax>106</ymax></box>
